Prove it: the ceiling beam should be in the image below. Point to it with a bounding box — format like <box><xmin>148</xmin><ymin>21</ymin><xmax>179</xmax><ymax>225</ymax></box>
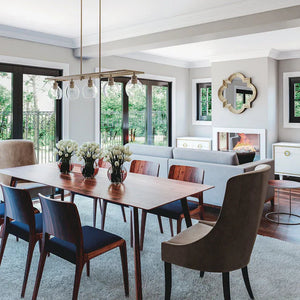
<box><xmin>74</xmin><ymin>5</ymin><xmax>300</xmax><ymax>59</ymax></box>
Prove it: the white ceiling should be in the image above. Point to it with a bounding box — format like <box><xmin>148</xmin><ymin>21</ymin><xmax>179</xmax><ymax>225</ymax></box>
<box><xmin>0</xmin><ymin>0</ymin><xmax>299</xmax><ymax>44</ymax></box>
<box><xmin>128</xmin><ymin>27</ymin><xmax>300</xmax><ymax>68</ymax></box>
<box><xmin>1</xmin><ymin>0</ymin><xmax>300</xmax><ymax>66</ymax></box>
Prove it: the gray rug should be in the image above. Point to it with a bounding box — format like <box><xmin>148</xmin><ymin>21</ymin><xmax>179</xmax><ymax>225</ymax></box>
<box><xmin>0</xmin><ymin>196</ymin><xmax>299</xmax><ymax>300</ymax></box>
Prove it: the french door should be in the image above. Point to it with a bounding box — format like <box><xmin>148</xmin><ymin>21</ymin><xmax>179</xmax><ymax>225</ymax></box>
<box><xmin>0</xmin><ymin>63</ymin><xmax>62</xmax><ymax>163</ymax></box>
<box><xmin>100</xmin><ymin>77</ymin><xmax>172</xmax><ymax>148</ymax></box>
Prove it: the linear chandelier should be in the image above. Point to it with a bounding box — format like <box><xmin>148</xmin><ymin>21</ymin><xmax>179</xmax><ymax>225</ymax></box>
<box><xmin>48</xmin><ymin>0</ymin><xmax>144</xmax><ymax>100</ymax></box>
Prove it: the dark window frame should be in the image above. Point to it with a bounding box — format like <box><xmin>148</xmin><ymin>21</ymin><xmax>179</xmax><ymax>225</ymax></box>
<box><xmin>289</xmin><ymin>77</ymin><xmax>300</xmax><ymax>123</ymax></box>
<box><xmin>100</xmin><ymin>77</ymin><xmax>172</xmax><ymax>146</ymax></box>
<box><xmin>0</xmin><ymin>62</ymin><xmax>63</xmax><ymax>141</ymax></box>
<box><xmin>196</xmin><ymin>82</ymin><xmax>211</xmax><ymax>121</ymax></box>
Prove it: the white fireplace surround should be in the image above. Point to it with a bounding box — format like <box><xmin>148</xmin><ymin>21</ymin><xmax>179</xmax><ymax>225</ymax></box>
<box><xmin>212</xmin><ymin>127</ymin><xmax>266</xmax><ymax>160</ymax></box>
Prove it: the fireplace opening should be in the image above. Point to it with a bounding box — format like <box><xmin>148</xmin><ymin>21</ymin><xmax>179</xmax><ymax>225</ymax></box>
<box><xmin>217</xmin><ymin>132</ymin><xmax>261</xmax><ymax>163</ymax></box>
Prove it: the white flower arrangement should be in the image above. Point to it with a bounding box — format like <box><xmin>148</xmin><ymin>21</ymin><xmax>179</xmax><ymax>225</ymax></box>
<box><xmin>103</xmin><ymin>145</ymin><xmax>132</xmax><ymax>169</ymax></box>
<box><xmin>55</xmin><ymin>140</ymin><xmax>78</xmax><ymax>161</ymax></box>
<box><xmin>77</xmin><ymin>142</ymin><xmax>102</xmax><ymax>163</ymax></box>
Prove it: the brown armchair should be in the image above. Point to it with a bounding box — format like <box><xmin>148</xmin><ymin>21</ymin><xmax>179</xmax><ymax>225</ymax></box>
<box><xmin>0</xmin><ymin>140</ymin><xmax>55</xmax><ymax>199</ymax></box>
<box><xmin>162</xmin><ymin>164</ymin><xmax>271</xmax><ymax>300</ymax></box>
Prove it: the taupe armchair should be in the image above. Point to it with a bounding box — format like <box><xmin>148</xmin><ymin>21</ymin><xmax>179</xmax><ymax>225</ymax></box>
<box><xmin>0</xmin><ymin>140</ymin><xmax>55</xmax><ymax>199</ymax></box>
<box><xmin>162</xmin><ymin>164</ymin><xmax>271</xmax><ymax>300</ymax></box>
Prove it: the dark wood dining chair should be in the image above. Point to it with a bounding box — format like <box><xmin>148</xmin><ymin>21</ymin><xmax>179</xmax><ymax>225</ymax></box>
<box><xmin>0</xmin><ymin>202</ymin><xmax>5</xmax><ymax>237</ymax></box>
<box><xmin>140</xmin><ymin>165</ymin><xmax>204</xmax><ymax>250</ymax></box>
<box><xmin>101</xmin><ymin>160</ymin><xmax>161</xmax><ymax>245</ymax></box>
<box><xmin>162</xmin><ymin>165</ymin><xmax>271</xmax><ymax>300</ymax></box>
<box><xmin>70</xmin><ymin>159</ymin><xmax>127</xmax><ymax>227</ymax></box>
<box><xmin>0</xmin><ymin>184</ymin><xmax>43</xmax><ymax>298</ymax></box>
<box><xmin>32</xmin><ymin>194</ymin><xmax>129</xmax><ymax>300</ymax></box>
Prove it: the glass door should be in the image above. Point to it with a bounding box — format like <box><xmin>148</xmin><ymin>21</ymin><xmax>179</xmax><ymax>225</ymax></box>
<box><xmin>0</xmin><ymin>72</ymin><xmax>12</xmax><ymax>140</ymax></box>
<box><xmin>23</xmin><ymin>74</ymin><xmax>57</xmax><ymax>163</ymax></box>
<box><xmin>100</xmin><ymin>81</ymin><xmax>123</xmax><ymax>149</ymax></box>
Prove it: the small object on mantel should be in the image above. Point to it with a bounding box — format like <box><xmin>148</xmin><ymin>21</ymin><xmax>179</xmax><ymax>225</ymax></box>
<box><xmin>176</xmin><ymin>137</ymin><xmax>212</xmax><ymax>150</ymax></box>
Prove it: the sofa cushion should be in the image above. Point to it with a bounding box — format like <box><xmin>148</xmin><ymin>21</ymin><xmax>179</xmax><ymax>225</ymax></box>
<box><xmin>125</xmin><ymin>143</ymin><xmax>173</xmax><ymax>158</ymax></box>
<box><xmin>173</xmin><ymin>148</ymin><xmax>239</xmax><ymax>166</ymax></box>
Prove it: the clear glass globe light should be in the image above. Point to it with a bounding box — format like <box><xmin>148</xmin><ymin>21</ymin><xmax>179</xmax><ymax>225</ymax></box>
<box><xmin>48</xmin><ymin>82</ymin><xmax>62</xmax><ymax>100</ymax></box>
<box><xmin>125</xmin><ymin>74</ymin><xmax>143</xmax><ymax>98</ymax></box>
<box><xmin>103</xmin><ymin>77</ymin><xmax>119</xmax><ymax>97</ymax></box>
<box><xmin>66</xmin><ymin>80</ymin><xmax>80</xmax><ymax>100</ymax></box>
<box><xmin>83</xmin><ymin>78</ymin><xmax>98</xmax><ymax>99</ymax></box>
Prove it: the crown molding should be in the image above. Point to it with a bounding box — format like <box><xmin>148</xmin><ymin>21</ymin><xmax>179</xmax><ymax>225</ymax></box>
<box><xmin>0</xmin><ymin>24</ymin><xmax>75</xmax><ymax>48</ymax></box>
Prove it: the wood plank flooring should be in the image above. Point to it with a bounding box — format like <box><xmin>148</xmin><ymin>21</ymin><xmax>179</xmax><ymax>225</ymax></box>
<box><xmin>200</xmin><ymin>189</ymin><xmax>300</xmax><ymax>244</ymax></box>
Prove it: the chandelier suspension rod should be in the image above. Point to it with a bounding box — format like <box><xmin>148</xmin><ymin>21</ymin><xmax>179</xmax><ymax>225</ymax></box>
<box><xmin>80</xmin><ymin>0</ymin><xmax>83</xmax><ymax>77</ymax></box>
<box><xmin>99</xmin><ymin>0</ymin><xmax>101</xmax><ymax>76</ymax></box>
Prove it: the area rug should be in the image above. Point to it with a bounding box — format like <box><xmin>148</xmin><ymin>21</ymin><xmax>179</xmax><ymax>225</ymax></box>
<box><xmin>0</xmin><ymin>196</ymin><xmax>299</xmax><ymax>300</ymax></box>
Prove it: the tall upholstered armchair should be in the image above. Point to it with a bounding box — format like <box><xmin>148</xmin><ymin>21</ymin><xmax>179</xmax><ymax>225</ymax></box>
<box><xmin>162</xmin><ymin>164</ymin><xmax>271</xmax><ymax>300</ymax></box>
<box><xmin>0</xmin><ymin>140</ymin><xmax>55</xmax><ymax>199</ymax></box>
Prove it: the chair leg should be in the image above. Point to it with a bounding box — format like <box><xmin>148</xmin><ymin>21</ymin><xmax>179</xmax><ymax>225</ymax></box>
<box><xmin>242</xmin><ymin>266</ymin><xmax>254</xmax><ymax>299</ymax></box>
<box><xmin>121</xmin><ymin>206</ymin><xmax>127</xmax><ymax>223</ymax></box>
<box><xmin>98</xmin><ymin>198</ymin><xmax>102</xmax><ymax>214</ymax></box>
<box><xmin>222</xmin><ymin>272</ymin><xmax>231</xmax><ymax>300</ymax></box>
<box><xmin>101</xmin><ymin>201</ymin><xmax>108</xmax><ymax>230</ymax></box>
<box><xmin>164</xmin><ymin>262</ymin><xmax>172</xmax><ymax>300</ymax></box>
<box><xmin>130</xmin><ymin>210</ymin><xmax>133</xmax><ymax>248</ymax></box>
<box><xmin>169</xmin><ymin>219</ymin><xmax>174</xmax><ymax>237</ymax></box>
<box><xmin>70</xmin><ymin>192</ymin><xmax>75</xmax><ymax>203</ymax></box>
<box><xmin>176</xmin><ymin>217</ymin><xmax>182</xmax><ymax>234</ymax></box>
<box><xmin>32</xmin><ymin>250</ymin><xmax>47</xmax><ymax>300</ymax></box>
<box><xmin>119</xmin><ymin>241</ymin><xmax>129</xmax><ymax>297</ymax></box>
<box><xmin>200</xmin><ymin>271</ymin><xmax>205</xmax><ymax>278</ymax></box>
<box><xmin>157</xmin><ymin>216</ymin><xmax>164</xmax><ymax>233</ymax></box>
<box><xmin>0</xmin><ymin>230</ymin><xmax>8</xmax><ymax>265</ymax></box>
<box><xmin>72</xmin><ymin>262</ymin><xmax>84</xmax><ymax>300</ymax></box>
<box><xmin>93</xmin><ymin>198</ymin><xmax>97</xmax><ymax>227</ymax></box>
<box><xmin>140</xmin><ymin>210</ymin><xmax>147</xmax><ymax>251</ymax></box>
<box><xmin>21</xmin><ymin>239</ymin><xmax>37</xmax><ymax>298</ymax></box>
<box><xmin>86</xmin><ymin>260</ymin><xmax>90</xmax><ymax>277</ymax></box>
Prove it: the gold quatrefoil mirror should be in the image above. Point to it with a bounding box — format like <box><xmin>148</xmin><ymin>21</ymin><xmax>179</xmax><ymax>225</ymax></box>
<box><xmin>218</xmin><ymin>72</ymin><xmax>257</xmax><ymax>114</ymax></box>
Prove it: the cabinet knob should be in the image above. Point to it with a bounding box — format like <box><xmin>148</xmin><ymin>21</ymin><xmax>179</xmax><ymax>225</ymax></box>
<box><xmin>183</xmin><ymin>143</ymin><xmax>188</xmax><ymax>148</ymax></box>
<box><xmin>284</xmin><ymin>150</ymin><xmax>291</xmax><ymax>157</ymax></box>
<box><xmin>197</xmin><ymin>144</ymin><xmax>203</xmax><ymax>149</ymax></box>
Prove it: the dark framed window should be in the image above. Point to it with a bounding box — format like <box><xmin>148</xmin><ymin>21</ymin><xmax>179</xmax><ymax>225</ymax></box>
<box><xmin>196</xmin><ymin>82</ymin><xmax>211</xmax><ymax>121</ymax></box>
<box><xmin>0</xmin><ymin>63</ymin><xmax>63</xmax><ymax>163</ymax></box>
<box><xmin>100</xmin><ymin>77</ymin><xmax>172</xmax><ymax>148</ymax></box>
<box><xmin>235</xmin><ymin>88</ymin><xmax>253</xmax><ymax>110</ymax></box>
<box><xmin>289</xmin><ymin>77</ymin><xmax>300</xmax><ymax>123</ymax></box>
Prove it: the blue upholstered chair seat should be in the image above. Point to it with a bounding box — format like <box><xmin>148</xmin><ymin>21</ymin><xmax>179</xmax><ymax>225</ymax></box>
<box><xmin>47</xmin><ymin>226</ymin><xmax>122</xmax><ymax>263</ymax></box>
<box><xmin>150</xmin><ymin>200</ymin><xmax>199</xmax><ymax>219</ymax></box>
<box><xmin>0</xmin><ymin>203</ymin><xmax>4</xmax><ymax>218</ymax></box>
<box><xmin>8</xmin><ymin>213</ymin><xmax>43</xmax><ymax>241</ymax></box>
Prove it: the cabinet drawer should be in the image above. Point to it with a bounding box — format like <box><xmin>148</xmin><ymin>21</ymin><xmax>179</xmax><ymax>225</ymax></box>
<box><xmin>177</xmin><ymin>139</ymin><xmax>211</xmax><ymax>150</ymax></box>
<box><xmin>274</xmin><ymin>146</ymin><xmax>300</xmax><ymax>176</ymax></box>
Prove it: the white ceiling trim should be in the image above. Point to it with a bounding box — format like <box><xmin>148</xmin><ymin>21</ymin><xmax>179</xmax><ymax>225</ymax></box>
<box><xmin>0</xmin><ymin>24</ymin><xmax>75</xmax><ymax>48</ymax></box>
<box><xmin>121</xmin><ymin>48</ymin><xmax>300</xmax><ymax>69</ymax></box>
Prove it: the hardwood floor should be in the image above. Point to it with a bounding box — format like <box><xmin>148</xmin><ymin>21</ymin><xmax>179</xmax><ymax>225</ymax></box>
<box><xmin>199</xmin><ymin>189</ymin><xmax>300</xmax><ymax>244</ymax></box>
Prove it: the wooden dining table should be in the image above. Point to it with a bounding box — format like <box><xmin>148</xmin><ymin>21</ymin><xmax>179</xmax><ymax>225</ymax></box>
<box><xmin>0</xmin><ymin>163</ymin><xmax>213</xmax><ymax>300</ymax></box>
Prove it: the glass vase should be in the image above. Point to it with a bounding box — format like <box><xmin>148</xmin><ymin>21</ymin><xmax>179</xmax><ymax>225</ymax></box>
<box><xmin>57</xmin><ymin>159</ymin><xmax>73</xmax><ymax>174</ymax></box>
<box><xmin>81</xmin><ymin>160</ymin><xmax>99</xmax><ymax>179</ymax></box>
<box><xmin>107</xmin><ymin>165</ymin><xmax>127</xmax><ymax>185</ymax></box>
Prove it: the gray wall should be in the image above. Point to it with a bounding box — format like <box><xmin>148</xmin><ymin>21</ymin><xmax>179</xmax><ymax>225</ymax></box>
<box><xmin>189</xmin><ymin>58</ymin><xmax>278</xmax><ymax>158</ymax></box>
<box><xmin>278</xmin><ymin>58</ymin><xmax>300</xmax><ymax>142</ymax></box>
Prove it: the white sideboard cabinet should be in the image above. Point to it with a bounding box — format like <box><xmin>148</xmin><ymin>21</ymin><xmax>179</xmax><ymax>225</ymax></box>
<box><xmin>273</xmin><ymin>142</ymin><xmax>300</xmax><ymax>179</ymax></box>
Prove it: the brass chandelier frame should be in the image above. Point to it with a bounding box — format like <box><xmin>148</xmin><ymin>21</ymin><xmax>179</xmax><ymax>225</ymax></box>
<box><xmin>47</xmin><ymin>0</ymin><xmax>144</xmax><ymax>82</ymax></box>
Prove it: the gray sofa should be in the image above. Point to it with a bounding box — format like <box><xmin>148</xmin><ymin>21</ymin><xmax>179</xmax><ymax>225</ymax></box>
<box><xmin>125</xmin><ymin>143</ymin><xmax>274</xmax><ymax>207</ymax></box>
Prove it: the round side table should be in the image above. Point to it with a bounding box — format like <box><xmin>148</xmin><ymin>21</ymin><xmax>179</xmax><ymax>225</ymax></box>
<box><xmin>266</xmin><ymin>180</ymin><xmax>300</xmax><ymax>225</ymax></box>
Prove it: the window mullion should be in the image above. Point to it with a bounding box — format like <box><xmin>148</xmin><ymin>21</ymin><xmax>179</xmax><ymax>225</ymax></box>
<box><xmin>12</xmin><ymin>71</ymin><xmax>23</xmax><ymax>139</ymax></box>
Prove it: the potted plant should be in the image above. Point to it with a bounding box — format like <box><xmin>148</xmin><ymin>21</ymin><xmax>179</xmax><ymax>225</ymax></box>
<box><xmin>55</xmin><ymin>140</ymin><xmax>78</xmax><ymax>174</ymax></box>
<box><xmin>77</xmin><ymin>142</ymin><xmax>101</xmax><ymax>179</ymax></box>
<box><xmin>103</xmin><ymin>145</ymin><xmax>132</xmax><ymax>184</ymax></box>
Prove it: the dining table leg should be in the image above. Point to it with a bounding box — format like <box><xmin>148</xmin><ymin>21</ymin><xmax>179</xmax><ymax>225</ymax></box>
<box><xmin>131</xmin><ymin>206</ymin><xmax>143</xmax><ymax>300</ymax></box>
<box><xmin>180</xmin><ymin>197</ymin><xmax>192</xmax><ymax>227</ymax></box>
